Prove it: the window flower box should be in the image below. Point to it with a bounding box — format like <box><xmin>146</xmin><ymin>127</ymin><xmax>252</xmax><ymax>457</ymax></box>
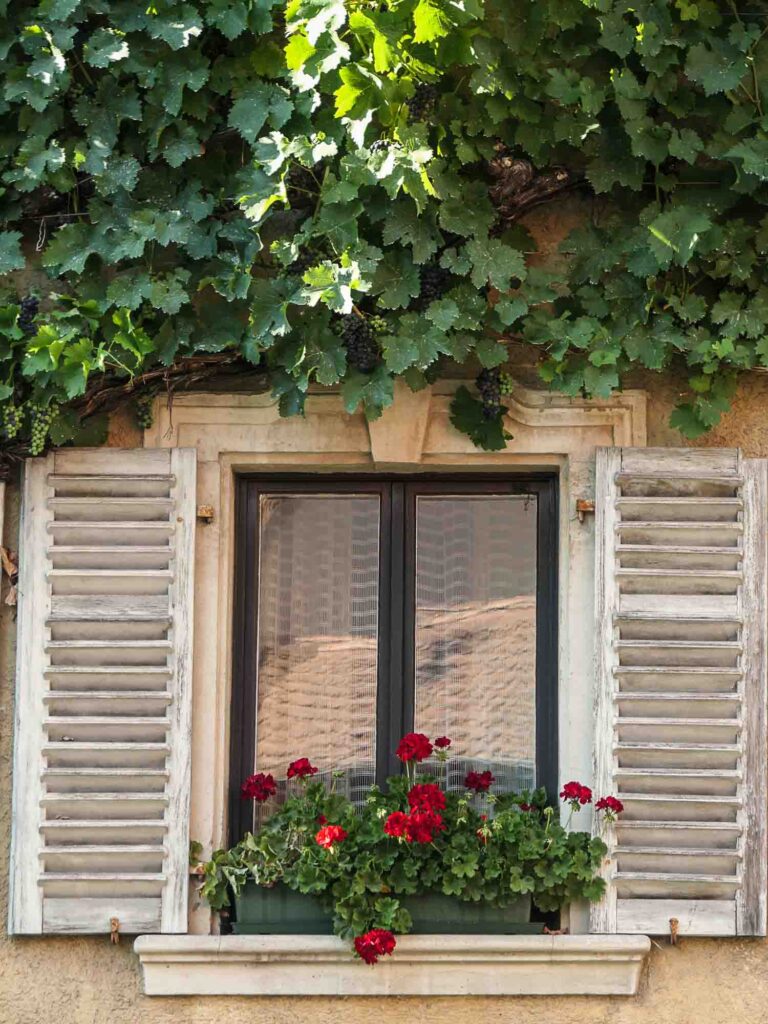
<box><xmin>204</xmin><ymin>736</ymin><xmax>619</xmax><ymax>964</ymax></box>
<box><xmin>232</xmin><ymin>882</ymin><xmax>537</xmax><ymax>935</ymax></box>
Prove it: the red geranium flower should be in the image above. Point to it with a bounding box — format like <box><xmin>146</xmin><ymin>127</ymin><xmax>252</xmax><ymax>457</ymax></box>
<box><xmin>464</xmin><ymin>770</ymin><xmax>494</xmax><ymax>793</ymax></box>
<box><xmin>519</xmin><ymin>803</ymin><xmax>534</xmax><ymax>812</ymax></box>
<box><xmin>407</xmin><ymin>783</ymin><xmax>446</xmax><ymax>813</ymax></box>
<box><xmin>560</xmin><ymin>781</ymin><xmax>592</xmax><ymax>806</ymax></box>
<box><xmin>395</xmin><ymin>732</ymin><xmax>433</xmax><ymax>763</ymax></box>
<box><xmin>315</xmin><ymin>824</ymin><xmax>348</xmax><ymax>849</ymax></box>
<box><xmin>595</xmin><ymin>795</ymin><xmax>624</xmax><ymax>819</ymax></box>
<box><xmin>241</xmin><ymin>772</ymin><xmax>277</xmax><ymax>802</ymax></box>
<box><xmin>287</xmin><ymin>757</ymin><xmax>318</xmax><ymax>780</ymax></box>
<box><xmin>405</xmin><ymin>809</ymin><xmax>445</xmax><ymax>844</ymax></box>
<box><xmin>383</xmin><ymin>811</ymin><xmax>410</xmax><ymax>838</ymax></box>
<box><xmin>354</xmin><ymin>929</ymin><xmax>397</xmax><ymax>965</ymax></box>
<box><xmin>316</xmin><ymin>814</ymin><xmax>328</xmax><ymax>826</ymax></box>
<box><xmin>434</xmin><ymin>736</ymin><xmax>451</xmax><ymax>749</ymax></box>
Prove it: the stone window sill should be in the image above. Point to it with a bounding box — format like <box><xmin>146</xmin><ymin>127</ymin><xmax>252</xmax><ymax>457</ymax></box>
<box><xmin>134</xmin><ymin>934</ymin><xmax>651</xmax><ymax>997</ymax></box>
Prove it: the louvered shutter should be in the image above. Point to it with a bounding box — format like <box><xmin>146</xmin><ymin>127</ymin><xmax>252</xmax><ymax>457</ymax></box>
<box><xmin>9</xmin><ymin>448</ymin><xmax>196</xmax><ymax>935</ymax></box>
<box><xmin>592</xmin><ymin>447</ymin><xmax>767</xmax><ymax>937</ymax></box>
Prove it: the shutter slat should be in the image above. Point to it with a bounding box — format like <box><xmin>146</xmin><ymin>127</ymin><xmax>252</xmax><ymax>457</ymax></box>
<box><xmin>9</xmin><ymin>448</ymin><xmax>196</xmax><ymax>935</ymax></box>
<box><xmin>592</xmin><ymin>447</ymin><xmax>767</xmax><ymax>937</ymax></box>
<box><xmin>616</xmin><ymin>899</ymin><xmax>735</xmax><ymax>936</ymax></box>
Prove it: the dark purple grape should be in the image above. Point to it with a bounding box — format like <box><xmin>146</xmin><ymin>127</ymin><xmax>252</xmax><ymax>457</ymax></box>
<box><xmin>339</xmin><ymin>315</ymin><xmax>380</xmax><ymax>373</ymax></box>
<box><xmin>407</xmin><ymin>83</ymin><xmax>439</xmax><ymax>121</ymax></box>
<box><xmin>287</xmin><ymin>246</ymin><xmax>320</xmax><ymax>275</ymax></box>
<box><xmin>419</xmin><ymin>263</ymin><xmax>452</xmax><ymax>304</ymax></box>
<box><xmin>18</xmin><ymin>296</ymin><xmax>39</xmax><ymax>335</ymax></box>
<box><xmin>477</xmin><ymin>367</ymin><xmax>503</xmax><ymax>419</ymax></box>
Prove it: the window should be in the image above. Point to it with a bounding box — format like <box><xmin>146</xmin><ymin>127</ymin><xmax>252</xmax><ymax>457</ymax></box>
<box><xmin>229</xmin><ymin>476</ymin><xmax>558</xmax><ymax>840</ymax></box>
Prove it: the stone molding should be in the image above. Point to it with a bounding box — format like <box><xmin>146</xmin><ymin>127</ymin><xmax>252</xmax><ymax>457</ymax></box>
<box><xmin>145</xmin><ymin>379</ymin><xmax>646</xmax><ymax>465</ymax></box>
<box><xmin>135</xmin><ymin>934</ymin><xmax>651</xmax><ymax>997</ymax></box>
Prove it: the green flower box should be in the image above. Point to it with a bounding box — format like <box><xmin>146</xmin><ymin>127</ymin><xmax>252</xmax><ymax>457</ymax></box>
<box><xmin>233</xmin><ymin>882</ymin><xmax>333</xmax><ymax>934</ymax></box>
<box><xmin>407</xmin><ymin>891</ymin><xmax>537</xmax><ymax>934</ymax></box>
<box><xmin>232</xmin><ymin>882</ymin><xmax>539</xmax><ymax>935</ymax></box>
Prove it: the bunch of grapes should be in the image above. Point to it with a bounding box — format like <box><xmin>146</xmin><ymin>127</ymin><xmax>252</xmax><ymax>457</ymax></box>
<box><xmin>419</xmin><ymin>263</ymin><xmax>452</xmax><ymax>304</ymax></box>
<box><xmin>339</xmin><ymin>315</ymin><xmax>380</xmax><ymax>373</ymax></box>
<box><xmin>286</xmin><ymin>163</ymin><xmax>320</xmax><ymax>212</ymax></box>
<box><xmin>18</xmin><ymin>296</ymin><xmax>39</xmax><ymax>335</ymax></box>
<box><xmin>135</xmin><ymin>392</ymin><xmax>155</xmax><ymax>430</ymax></box>
<box><xmin>499</xmin><ymin>371</ymin><xmax>513</xmax><ymax>395</ymax></box>
<box><xmin>29</xmin><ymin>401</ymin><xmax>58</xmax><ymax>456</ymax></box>
<box><xmin>476</xmin><ymin>368</ymin><xmax>504</xmax><ymax>420</ymax></box>
<box><xmin>2</xmin><ymin>404</ymin><xmax>23</xmax><ymax>440</ymax></box>
<box><xmin>368</xmin><ymin>315</ymin><xmax>389</xmax><ymax>335</ymax></box>
<box><xmin>287</xmin><ymin>246</ymin><xmax>320</xmax><ymax>276</ymax></box>
<box><xmin>407</xmin><ymin>83</ymin><xmax>439</xmax><ymax>121</ymax></box>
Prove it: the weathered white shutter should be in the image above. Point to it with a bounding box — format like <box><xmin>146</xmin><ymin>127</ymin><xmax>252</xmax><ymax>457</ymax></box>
<box><xmin>592</xmin><ymin>447</ymin><xmax>767</xmax><ymax>937</ymax></box>
<box><xmin>9</xmin><ymin>448</ymin><xmax>196</xmax><ymax>935</ymax></box>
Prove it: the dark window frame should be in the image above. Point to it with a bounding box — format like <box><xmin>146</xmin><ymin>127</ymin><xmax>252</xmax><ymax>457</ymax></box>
<box><xmin>229</xmin><ymin>473</ymin><xmax>558</xmax><ymax>844</ymax></box>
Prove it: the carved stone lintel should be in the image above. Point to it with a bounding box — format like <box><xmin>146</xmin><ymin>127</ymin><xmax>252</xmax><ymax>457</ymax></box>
<box><xmin>367</xmin><ymin>380</ymin><xmax>432</xmax><ymax>466</ymax></box>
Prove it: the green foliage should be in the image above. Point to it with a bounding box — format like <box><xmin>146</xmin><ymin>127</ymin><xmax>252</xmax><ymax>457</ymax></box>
<box><xmin>1</xmin><ymin>0</ymin><xmax>768</xmax><ymax>452</ymax></box>
<box><xmin>449</xmin><ymin>385</ymin><xmax>511</xmax><ymax>450</ymax></box>
<box><xmin>201</xmin><ymin>774</ymin><xmax>606</xmax><ymax>937</ymax></box>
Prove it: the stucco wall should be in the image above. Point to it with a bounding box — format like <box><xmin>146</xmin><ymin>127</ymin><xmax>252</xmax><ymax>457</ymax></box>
<box><xmin>3</xmin><ymin>379</ymin><xmax>768</xmax><ymax>1023</ymax></box>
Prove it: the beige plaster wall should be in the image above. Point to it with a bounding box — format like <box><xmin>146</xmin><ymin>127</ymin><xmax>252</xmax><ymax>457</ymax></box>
<box><xmin>2</xmin><ymin>372</ymin><xmax>768</xmax><ymax>1022</ymax></box>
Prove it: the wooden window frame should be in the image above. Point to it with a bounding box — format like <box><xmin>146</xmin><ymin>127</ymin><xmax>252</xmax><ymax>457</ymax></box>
<box><xmin>228</xmin><ymin>473</ymin><xmax>558</xmax><ymax>844</ymax></box>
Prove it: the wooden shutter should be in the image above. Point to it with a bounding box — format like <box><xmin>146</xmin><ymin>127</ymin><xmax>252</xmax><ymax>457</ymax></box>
<box><xmin>9</xmin><ymin>448</ymin><xmax>196</xmax><ymax>935</ymax></box>
<box><xmin>592</xmin><ymin>447</ymin><xmax>767</xmax><ymax>937</ymax></box>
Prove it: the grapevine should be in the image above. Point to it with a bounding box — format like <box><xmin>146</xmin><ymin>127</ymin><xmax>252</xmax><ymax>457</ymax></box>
<box><xmin>0</xmin><ymin>0</ymin><xmax>763</xmax><ymax>460</ymax></box>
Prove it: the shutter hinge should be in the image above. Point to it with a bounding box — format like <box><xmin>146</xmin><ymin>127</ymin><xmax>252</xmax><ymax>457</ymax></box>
<box><xmin>576</xmin><ymin>499</ymin><xmax>595</xmax><ymax>523</ymax></box>
<box><xmin>110</xmin><ymin>917</ymin><xmax>120</xmax><ymax>944</ymax></box>
<box><xmin>669</xmin><ymin>917</ymin><xmax>679</xmax><ymax>945</ymax></box>
<box><xmin>196</xmin><ymin>504</ymin><xmax>215</xmax><ymax>524</ymax></box>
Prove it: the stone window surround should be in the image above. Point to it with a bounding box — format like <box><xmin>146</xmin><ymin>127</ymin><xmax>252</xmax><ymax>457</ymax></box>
<box><xmin>137</xmin><ymin>378</ymin><xmax>649</xmax><ymax>996</ymax></box>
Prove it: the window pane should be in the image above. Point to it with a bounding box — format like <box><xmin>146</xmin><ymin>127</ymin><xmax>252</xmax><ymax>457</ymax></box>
<box><xmin>413</xmin><ymin>494</ymin><xmax>537</xmax><ymax>793</ymax></box>
<box><xmin>253</xmin><ymin>494</ymin><xmax>379</xmax><ymax>815</ymax></box>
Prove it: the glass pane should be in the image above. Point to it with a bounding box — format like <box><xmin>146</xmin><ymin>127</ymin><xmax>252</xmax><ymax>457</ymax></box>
<box><xmin>252</xmin><ymin>494</ymin><xmax>379</xmax><ymax>820</ymax></box>
<box><xmin>413</xmin><ymin>494</ymin><xmax>537</xmax><ymax>794</ymax></box>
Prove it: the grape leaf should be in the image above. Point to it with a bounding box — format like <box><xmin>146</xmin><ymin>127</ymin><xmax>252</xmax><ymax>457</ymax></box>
<box><xmin>685</xmin><ymin>41</ymin><xmax>748</xmax><ymax>95</ymax></box>
<box><xmin>371</xmin><ymin>250</ymin><xmax>421</xmax><ymax>308</ymax></box>
<box><xmin>0</xmin><ymin>231</ymin><xmax>24</xmax><ymax>273</ymax></box>
<box><xmin>341</xmin><ymin>365</ymin><xmax>394</xmax><ymax>419</ymax></box>
<box><xmin>382</xmin><ymin>200</ymin><xmax>439</xmax><ymax>264</ymax></box>
<box><xmin>449</xmin><ymin>385</ymin><xmax>511</xmax><ymax>451</ymax></box>
<box><xmin>727</xmin><ymin>139</ymin><xmax>768</xmax><ymax>181</ymax></box>
<box><xmin>205</xmin><ymin>0</ymin><xmax>250</xmax><ymax>38</ymax></box>
<box><xmin>381</xmin><ymin>312</ymin><xmax>448</xmax><ymax>371</ymax></box>
<box><xmin>229</xmin><ymin>82</ymin><xmax>292</xmax><ymax>143</ymax></box>
<box><xmin>648</xmin><ymin>208</ymin><xmax>713</xmax><ymax>267</ymax></box>
<box><xmin>413</xmin><ymin>0</ymin><xmax>454</xmax><ymax>43</ymax></box>
<box><xmin>465</xmin><ymin>238</ymin><xmax>526</xmax><ymax>289</ymax></box>
<box><xmin>84</xmin><ymin>29</ymin><xmax>130</xmax><ymax>67</ymax></box>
